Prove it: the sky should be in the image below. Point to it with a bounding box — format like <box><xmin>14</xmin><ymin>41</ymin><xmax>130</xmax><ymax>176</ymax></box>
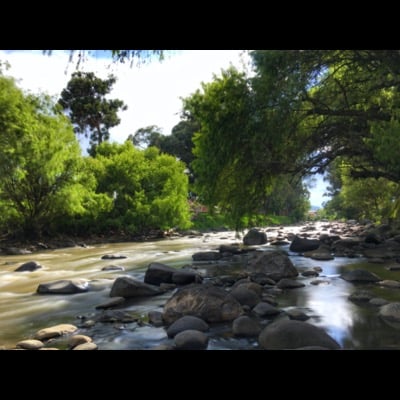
<box><xmin>0</xmin><ymin>49</ymin><xmax>328</xmax><ymax>207</ymax></box>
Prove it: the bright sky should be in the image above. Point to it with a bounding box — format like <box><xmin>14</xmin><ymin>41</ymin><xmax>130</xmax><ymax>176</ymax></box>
<box><xmin>0</xmin><ymin>49</ymin><xmax>328</xmax><ymax>207</ymax></box>
<box><xmin>0</xmin><ymin>50</ymin><xmax>250</xmax><ymax>140</ymax></box>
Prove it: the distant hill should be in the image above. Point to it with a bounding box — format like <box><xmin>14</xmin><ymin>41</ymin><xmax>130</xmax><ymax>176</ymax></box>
<box><xmin>310</xmin><ymin>205</ymin><xmax>321</xmax><ymax>211</ymax></box>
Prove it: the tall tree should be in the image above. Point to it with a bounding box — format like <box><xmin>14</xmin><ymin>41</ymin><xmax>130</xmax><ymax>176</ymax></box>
<box><xmin>58</xmin><ymin>71</ymin><xmax>127</xmax><ymax>155</ymax></box>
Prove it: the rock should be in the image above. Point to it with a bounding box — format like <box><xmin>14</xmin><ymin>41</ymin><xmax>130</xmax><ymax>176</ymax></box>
<box><xmin>110</xmin><ymin>276</ymin><xmax>163</xmax><ymax>298</ymax></box>
<box><xmin>379</xmin><ymin>302</ymin><xmax>400</xmax><ymax>323</ymax></box>
<box><xmin>378</xmin><ymin>280</ymin><xmax>400</xmax><ymax>289</ymax></box>
<box><xmin>95</xmin><ymin>297</ymin><xmax>125</xmax><ymax>309</ymax></box>
<box><xmin>289</xmin><ymin>236</ymin><xmax>321</xmax><ymax>253</ymax></box>
<box><xmin>233</xmin><ymin>281</ymin><xmax>263</xmax><ymax>296</ymax></box>
<box><xmin>219</xmin><ymin>244</ymin><xmax>243</xmax><ymax>255</ymax></box>
<box><xmin>229</xmin><ymin>286</ymin><xmax>261</xmax><ymax>308</ymax></box>
<box><xmin>15</xmin><ymin>261</ymin><xmax>42</xmax><ymax>272</ymax></box>
<box><xmin>101</xmin><ymin>254</ymin><xmax>127</xmax><ymax>260</ymax></box>
<box><xmin>192</xmin><ymin>251</ymin><xmax>221</xmax><ymax>261</ymax></box>
<box><xmin>340</xmin><ymin>269</ymin><xmax>381</xmax><ymax>283</ymax></box>
<box><xmin>365</xmin><ymin>233</ymin><xmax>382</xmax><ymax>244</ymax></box>
<box><xmin>310</xmin><ymin>279</ymin><xmax>330</xmax><ymax>285</ymax></box>
<box><xmin>34</xmin><ymin>324</ymin><xmax>78</xmax><ymax>341</ymax></box>
<box><xmin>247</xmin><ymin>250</ymin><xmax>298</xmax><ymax>281</ymax></box>
<box><xmin>68</xmin><ymin>335</ymin><xmax>92</xmax><ymax>349</ymax></box>
<box><xmin>16</xmin><ymin>339</ymin><xmax>44</xmax><ymax>350</ymax></box>
<box><xmin>144</xmin><ymin>262</ymin><xmax>176</xmax><ymax>285</ymax></box>
<box><xmin>171</xmin><ymin>270</ymin><xmax>202</xmax><ymax>285</ymax></box>
<box><xmin>301</xmin><ymin>269</ymin><xmax>319</xmax><ymax>277</ymax></box>
<box><xmin>249</xmin><ymin>273</ymin><xmax>276</xmax><ymax>286</ymax></box>
<box><xmin>101</xmin><ymin>265</ymin><xmax>125</xmax><ymax>271</ymax></box>
<box><xmin>252</xmin><ymin>302</ymin><xmax>281</xmax><ymax>317</ymax></box>
<box><xmin>258</xmin><ymin>319</ymin><xmax>340</xmax><ymax>349</ymax></box>
<box><xmin>96</xmin><ymin>310</ymin><xmax>138</xmax><ymax>323</ymax></box>
<box><xmin>304</xmin><ymin>245</ymin><xmax>334</xmax><ymax>261</ymax></box>
<box><xmin>369</xmin><ymin>297</ymin><xmax>388</xmax><ymax>306</ymax></box>
<box><xmin>150</xmin><ymin>344</ymin><xmax>174</xmax><ymax>350</ymax></box>
<box><xmin>166</xmin><ymin>316</ymin><xmax>209</xmax><ymax>338</ymax></box>
<box><xmin>232</xmin><ymin>316</ymin><xmax>261</xmax><ymax>337</ymax></box>
<box><xmin>348</xmin><ymin>291</ymin><xmax>373</xmax><ymax>302</ymax></box>
<box><xmin>37</xmin><ymin>279</ymin><xmax>89</xmax><ymax>294</ymax></box>
<box><xmin>148</xmin><ymin>311</ymin><xmax>164</xmax><ymax>327</ymax></box>
<box><xmin>286</xmin><ymin>309</ymin><xmax>309</xmax><ymax>321</ymax></box>
<box><xmin>243</xmin><ymin>229</ymin><xmax>267</xmax><ymax>245</ymax></box>
<box><xmin>276</xmin><ymin>279</ymin><xmax>305</xmax><ymax>289</ymax></box>
<box><xmin>163</xmin><ymin>284</ymin><xmax>243</xmax><ymax>325</ymax></box>
<box><xmin>72</xmin><ymin>342</ymin><xmax>98</xmax><ymax>350</ymax></box>
<box><xmin>174</xmin><ymin>330</ymin><xmax>209</xmax><ymax>350</ymax></box>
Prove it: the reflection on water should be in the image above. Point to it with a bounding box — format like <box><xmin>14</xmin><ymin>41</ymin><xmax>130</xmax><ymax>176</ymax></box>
<box><xmin>2</xmin><ymin>231</ymin><xmax>400</xmax><ymax>349</ymax></box>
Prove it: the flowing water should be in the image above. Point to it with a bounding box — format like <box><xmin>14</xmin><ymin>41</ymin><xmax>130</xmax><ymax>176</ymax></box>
<box><xmin>1</xmin><ymin>227</ymin><xmax>400</xmax><ymax>350</ymax></box>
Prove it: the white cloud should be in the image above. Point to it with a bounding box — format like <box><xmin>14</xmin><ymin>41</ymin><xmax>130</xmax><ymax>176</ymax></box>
<box><xmin>0</xmin><ymin>49</ymin><xmax>251</xmax><ymax>143</ymax></box>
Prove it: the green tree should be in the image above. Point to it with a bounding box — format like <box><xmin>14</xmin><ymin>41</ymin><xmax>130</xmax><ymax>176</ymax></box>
<box><xmin>128</xmin><ymin>125</ymin><xmax>163</xmax><ymax>149</ymax></box>
<box><xmin>58</xmin><ymin>71</ymin><xmax>127</xmax><ymax>155</ymax></box>
<box><xmin>93</xmin><ymin>142</ymin><xmax>191</xmax><ymax>234</ymax></box>
<box><xmin>0</xmin><ymin>75</ymin><xmax>105</xmax><ymax>238</ymax></box>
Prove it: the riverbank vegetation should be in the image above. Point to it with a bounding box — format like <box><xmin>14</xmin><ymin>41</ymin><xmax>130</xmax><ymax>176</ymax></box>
<box><xmin>1</xmin><ymin>50</ymin><xmax>400</xmax><ymax>241</ymax></box>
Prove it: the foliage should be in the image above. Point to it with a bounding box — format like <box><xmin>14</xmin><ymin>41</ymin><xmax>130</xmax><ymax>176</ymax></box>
<box><xmin>0</xmin><ymin>75</ymin><xmax>106</xmax><ymax>238</ymax></box>
<box><xmin>58</xmin><ymin>71</ymin><xmax>127</xmax><ymax>155</ymax></box>
<box><xmin>92</xmin><ymin>142</ymin><xmax>191</xmax><ymax>234</ymax></box>
<box><xmin>42</xmin><ymin>50</ymin><xmax>164</xmax><ymax>69</ymax></box>
<box><xmin>128</xmin><ymin>125</ymin><xmax>163</xmax><ymax>149</ymax></box>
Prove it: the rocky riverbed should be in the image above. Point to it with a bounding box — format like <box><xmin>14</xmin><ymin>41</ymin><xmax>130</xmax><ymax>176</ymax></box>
<box><xmin>2</xmin><ymin>220</ymin><xmax>400</xmax><ymax>350</ymax></box>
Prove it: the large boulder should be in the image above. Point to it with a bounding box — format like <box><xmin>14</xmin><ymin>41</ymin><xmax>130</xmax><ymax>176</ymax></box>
<box><xmin>258</xmin><ymin>319</ymin><xmax>340</xmax><ymax>349</ymax></box>
<box><xmin>37</xmin><ymin>279</ymin><xmax>89</xmax><ymax>294</ymax></box>
<box><xmin>163</xmin><ymin>284</ymin><xmax>243</xmax><ymax>325</ymax></box>
<box><xmin>289</xmin><ymin>236</ymin><xmax>321</xmax><ymax>253</ymax></box>
<box><xmin>243</xmin><ymin>229</ymin><xmax>267</xmax><ymax>246</ymax></box>
<box><xmin>110</xmin><ymin>276</ymin><xmax>163</xmax><ymax>298</ymax></box>
<box><xmin>246</xmin><ymin>250</ymin><xmax>298</xmax><ymax>281</ymax></box>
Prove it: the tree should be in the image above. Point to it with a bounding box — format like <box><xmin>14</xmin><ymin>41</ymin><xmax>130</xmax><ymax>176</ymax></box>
<box><xmin>93</xmin><ymin>141</ymin><xmax>191</xmax><ymax>234</ymax></box>
<box><xmin>183</xmin><ymin>67</ymin><xmax>292</xmax><ymax>229</ymax></box>
<box><xmin>183</xmin><ymin>50</ymin><xmax>400</xmax><ymax>227</ymax></box>
<box><xmin>0</xmin><ymin>74</ymin><xmax>104</xmax><ymax>238</ymax></box>
<box><xmin>58</xmin><ymin>71</ymin><xmax>127</xmax><ymax>155</ymax></box>
<box><xmin>128</xmin><ymin>125</ymin><xmax>163</xmax><ymax>149</ymax></box>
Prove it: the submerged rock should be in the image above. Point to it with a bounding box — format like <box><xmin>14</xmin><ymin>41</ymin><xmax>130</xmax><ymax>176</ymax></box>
<box><xmin>258</xmin><ymin>319</ymin><xmax>340</xmax><ymax>350</ymax></box>
<box><xmin>37</xmin><ymin>279</ymin><xmax>89</xmax><ymax>294</ymax></box>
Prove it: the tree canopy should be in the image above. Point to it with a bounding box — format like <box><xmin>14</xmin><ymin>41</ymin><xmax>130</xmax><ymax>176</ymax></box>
<box><xmin>0</xmin><ymin>74</ymin><xmax>104</xmax><ymax>238</ymax></box>
<box><xmin>182</xmin><ymin>50</ymin><xmax>400</xmax><ymax>226</ymax></box>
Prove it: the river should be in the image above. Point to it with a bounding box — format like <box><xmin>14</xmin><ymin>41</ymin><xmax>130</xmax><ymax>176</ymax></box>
<box><xmin>1</xmin><ymin>225</ymin><xmax>400</xmax><ymax>350</ymax></box>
